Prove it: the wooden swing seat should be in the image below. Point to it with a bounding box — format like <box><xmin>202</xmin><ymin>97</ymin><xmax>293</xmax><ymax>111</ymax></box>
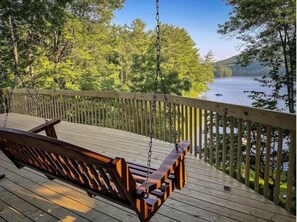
<box><xmin>0</xmin><ymin>119</ymin><xmax>191</xmax><ymax>222</ymax></box>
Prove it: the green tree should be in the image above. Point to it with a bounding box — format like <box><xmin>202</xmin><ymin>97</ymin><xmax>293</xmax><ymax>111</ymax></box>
<box><xmin>160</xmin><ymin>25</ymin><xmax>213</xmax><ymax>97</ymax></box>
<box><xmin>218</xmin><ymin>0</ymin><xmax>296</xmax><ymax>113</ymax></box>
<box><xmin>128</xmin><ymin>24</ymin><xmax>213</xmax><ymax>96</ymax></box>
<box><xmin>214</xmin><ymin>65</ymin><xmax>233</xmax><ymax>78</ymax></box>
<box><xmin>0</xmin><ymin>0</ymin><xmax>70</xmax><ymax>88</ymax></box>
<box><xmin>114</xmin><ymin>19</ymin><xmax>151</xmax><ymax>91</ymax></box>
<box><xmin>0</xmin><ymin>0</ymin><xmax>125</xmax><ymax>90</ymax></box>
<box><xmin>42</xmin><ymin>0</ymin><xmax>125</xmax><ymax>90</ymax></box>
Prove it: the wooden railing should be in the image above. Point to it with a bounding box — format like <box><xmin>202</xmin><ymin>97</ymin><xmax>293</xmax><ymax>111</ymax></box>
<box><xmin>1</xmin><ymin>88</ymin><xmax>296</xmax><ymax>213</ymax></box>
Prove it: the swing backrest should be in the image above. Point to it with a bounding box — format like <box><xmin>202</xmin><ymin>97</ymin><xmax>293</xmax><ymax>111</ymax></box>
<box><xmin>0</xmin><ymin>122</ymin><xmax>191</xmax><ymax>222</ymax></box>
<box><xmin>0</xmin><ymin>127</ymin><xmax>136</xmax><ymax>205</ymax></box>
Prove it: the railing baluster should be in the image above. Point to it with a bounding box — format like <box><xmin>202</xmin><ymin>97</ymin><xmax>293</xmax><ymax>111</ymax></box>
<box><xmin>129</xmin><ymin>99</ymin><xmax>132</xmax><ymax>132</ymax></box>
<box><xmin>263</xmin><ymin>125</ymin><xmax>271</xmax><ymax>198</ymax></box>
<box><xmin>140</xmin><ymin>100</ymin><xmax>143</xmax><ymax>135</ymax></box>
<box><xmin>209</xmin><ymin>111</ymin><xmax>213</xmax><ymax>165</ymax></box>
<box><xmin>204</xmin><ymin>110</ymin><xmax>208</xmax><ymax>162</ymax></box>
<box><xmin>173</xmin><ymin>103</ymin><xmax>176</xmax><ymax>144</ymax></box>
<box><xmin>154</xmin><ymin>101</ymin><xmax>157</xmax><ymax>138</ymax></box>
<box><xmin>149</xmin><ymin>100</ymin><xmax>152</xmax><ymax>136</ymax></box>
<box><xmin>285</xmin><ymin>130</ymin><xmax>295</xmax><ymax>211</ymax></box>
<box><xmin>158</xmin><ymin>101</ymin><xmax>161</xmax><ymax>139</ymax></box>
<box><xmin>63</xmin><ymin>95</ymin><xmax>66</xmax><ymax>120</ymax></box>
<box><xmin>177</xmin><ymin>105</ymin><xmax>181</xmax><ymax>141</ymax></box>
<box><xmin>136</xmin><ymin>100</ymin><xmax>139</xmax><ymax>134</ymax></box>
<box><xmin>119</xmin><ymin>98</ymin><xmax>125</xmax><ymax>130</ymax></box>
<box><xmin>94</xmin><ymin>97</ymin><xmax>97</xmax><ymax>126</ymax></box>
<box><xmin>245</xmin><ymin>121</ymin><xmax>251</xmax><ymax>186</ymax></box>
<box><xmin>229</xmin><ymin>116</ymin><xmax>234</xmax><ymax>177</ymax></box>
<box><xmin>116</xmin><ymin>98</ymin><xmax>119</xmax><ymax>129</ymax></box>
<box><xmin>237</xmin><ymin>118</ymin><xmax>242</xmax><ymax>181</ymax></box>
<box><xmin>254</xmin><ymin>122</ymin><xmax>261</xmax><ymax>192</ymax></box>
<box><xmin>194</xmin><ymin>108</ymin><xmax>197</xmax><ymax>156</ymax></box>
<box><xmin>274</xmin><ymin>128</ymin><xmax>283</xmax><ymax>204</ymax></box>
<box><xmin>144</xmin><ymin>100</ymin><xmax>148</xmax><ymax>136</ymax></box>
<box><xmin>199</xmin><ymin>108</ymin><xmax>202</xmax><ymax>159</ymax></box>
<box><xmin>169</xmin><ymin>103</ymin><xmax>172</xmax><ymax>142</ymax></box>
<box><xmin>84</xmin><ymin>96</ymin><xmax>87</xmax><ymax>124</ymax></box>
<box><xmin>79</xmin><ymin>96</ymin><xmax>83</xmax><ymax>124</ymax></box>
<box><xmin>107</xmin><ymin>98</ymin><xmax>110</xmax><ymax>127</ymax></box>
<box><xmin>215</xmin><ymin>112</ymin><xmax>219</xmax><ymax>168</ymax></box>
<box><xmin>222</xmin><ymin>114</ymin><xmax>227</xmax><ymax>172</ymax></box>
<box><xmin>163</xmin><ymin>102</ymin><xmax>166</xmax><ymax>141</ymax></box>
<box><xmin>185</xmin><ymin>106</ymin><xmax>188</xmax><ymax>140</ymax></box>
<box><xmin>98</xmin><ymin>97</ymin><xmax>101</xmax><ymax>126</ymax></box>
<box><xmin>124</xmin><ymin>99</ymin><xmax>129</xmax><ymax>131</ymax></box>
<box><xmin>111</xmin><ymin>98</ymin><xmax>117</xmax><ymax>126</ymax></box>
<box><xmin>189</xmin><ymin>106</ymin><xmax>193</xmax><ymax>153</ymax></box>
<box><xmin>181</xmin><ymin>105</ymin><xmax>184</xmax><ymax>140</ymax></box>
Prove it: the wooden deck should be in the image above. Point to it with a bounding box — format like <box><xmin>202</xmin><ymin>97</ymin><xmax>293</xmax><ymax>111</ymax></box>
<box><xmin>0</xmin><ymin>113</ymin><xmax>295</xmax><ymax>222</ymax></box>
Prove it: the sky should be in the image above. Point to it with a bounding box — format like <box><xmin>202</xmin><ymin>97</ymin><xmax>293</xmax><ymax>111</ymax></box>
<box><xmin>112</xmin><ymin>0</ymin><xmax>243</xmax><ymax>61</ymax></box>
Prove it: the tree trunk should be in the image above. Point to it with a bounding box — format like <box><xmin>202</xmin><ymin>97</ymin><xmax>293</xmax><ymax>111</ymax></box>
<box><xmin>8</xmin><ymin>15</ymin><xmax>20</xmax><ymax>81</ymax></box>
<box><xmin>278</xmin><ymin>28</ymin><xmax>295</xmax><ymax>113</ymax></box>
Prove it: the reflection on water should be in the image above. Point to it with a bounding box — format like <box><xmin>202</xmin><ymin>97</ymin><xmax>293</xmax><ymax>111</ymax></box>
<box><xmin>199</xmin><ymin>76</ymin><xmax>287</xmax><ymax>111</ymax></box>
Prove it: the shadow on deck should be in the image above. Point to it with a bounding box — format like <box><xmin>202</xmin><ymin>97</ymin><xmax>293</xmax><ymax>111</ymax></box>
<box><xmin>0</xmin><ymin>113</ymin><xmax>295</xmax><ymax>222</ymax></box>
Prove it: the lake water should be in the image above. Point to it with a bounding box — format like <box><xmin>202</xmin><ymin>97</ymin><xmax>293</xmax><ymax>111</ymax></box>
<box><xmin>199</xmin><ymin>76</ymin><xmax>287</xmax><ymax>110</ymax></box>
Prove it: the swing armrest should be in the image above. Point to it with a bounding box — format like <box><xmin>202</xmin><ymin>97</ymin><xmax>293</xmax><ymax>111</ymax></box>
<box><xmin>29</xmin><ymin>119</ymin><xmax>60</xmax><ymax>138</ymax></box>
<box><xmin>136</xmin><ymin>141</ymin><xmax>191</xmax><ymax>195</ymax></box>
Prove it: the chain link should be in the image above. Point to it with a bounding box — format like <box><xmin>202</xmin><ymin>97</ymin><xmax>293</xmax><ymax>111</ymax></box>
<box><xmin>155</xmin><ymin>0</ymin><xmax>178</xmax><ymax>151</ymax></box>
<box><xmin>145</xmin><ymin>0</ymin><xmax>179</xmax><ymax>199</ymax></box>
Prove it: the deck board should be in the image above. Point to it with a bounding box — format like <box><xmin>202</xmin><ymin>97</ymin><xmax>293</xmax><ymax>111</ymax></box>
<box><xmin>0</xmin><ymin>113</ymin><xmax>295</xmax><ymax>222</ymax></box>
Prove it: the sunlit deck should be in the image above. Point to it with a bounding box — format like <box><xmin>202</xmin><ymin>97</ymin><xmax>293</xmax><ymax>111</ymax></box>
<box><xmin>0</xmin><ymin>113</ymin><xmax>295</xmax><ymax>222</ymax></box>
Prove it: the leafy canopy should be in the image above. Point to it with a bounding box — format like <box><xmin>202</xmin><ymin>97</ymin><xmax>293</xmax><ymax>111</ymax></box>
<box><xmin>218</xmin><ymin>0</ymin><xmax>296</xmax><ymax>113</ymax></box>
<box><xmin>0</xmin><ymin>1</ymin><xmax>214</xmax><ymax>98</ymax></box>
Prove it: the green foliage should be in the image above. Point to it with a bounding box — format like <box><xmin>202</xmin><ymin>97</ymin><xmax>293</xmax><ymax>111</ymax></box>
<box><xmin>0</xmin><ymin>1</ymin><xmax>214</xmax><ymax>98</ymax></box>
<box><xmin>218</xmin><ymin>0</ymin><xmax>296</xmax><ymax>113</ymax></box>
<box><xmin>127</xmin><ymin>23</ymin><xmax>211</xmax><ymax>96</ymax></box>
<box><xmin>214</xmin><ymin>64</ymin><xmax>232</xmax><ymax>78</ymax></box>
<box><xmin>0</xmin><ymin>0</ymin><xmax>124</xmax><ymax>90</ymax></box>
<box><xmin>0</xmin><ymin>0</ymin><xmax>71</xmax><ymax>88</ymax></box>
<box><xmin>215</xmin><ymin>55</ymin><xmax>274</xmax><ymax>76</ymax></box>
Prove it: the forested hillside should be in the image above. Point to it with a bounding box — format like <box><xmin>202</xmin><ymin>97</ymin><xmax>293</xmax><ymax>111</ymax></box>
<box><xmin>0</xmin><ymin>1</ymin><xmax>214</xmax><ymax>97</ymax></box>
<box><xmin>215</xmin><ymin>56</ymin><xmax>270</xmax><ymax>76</ymax></box>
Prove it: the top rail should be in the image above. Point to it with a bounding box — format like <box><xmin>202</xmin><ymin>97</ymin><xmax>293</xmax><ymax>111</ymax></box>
<box><xmin>7</xmin><ymin>88</ymin><xmax>295</xmax><ymax>130</ymax></box>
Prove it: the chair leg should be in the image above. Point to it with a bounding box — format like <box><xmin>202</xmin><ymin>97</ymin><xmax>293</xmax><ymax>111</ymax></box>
<box><xmin>0</xmin><ymin>174</ymin><xmax>5</xmax><ymax>180</ymax></box>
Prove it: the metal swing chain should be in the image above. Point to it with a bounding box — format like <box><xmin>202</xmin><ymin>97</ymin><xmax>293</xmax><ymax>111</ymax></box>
<box><xmin>145</xmin><ymin>0</ymin><xmax>179</xmax><ymax>199</ymax></box>
<box><xmin>155</xmin><ymin>0</ymin><xmax>178</xmax><ymax>151</ymax></box>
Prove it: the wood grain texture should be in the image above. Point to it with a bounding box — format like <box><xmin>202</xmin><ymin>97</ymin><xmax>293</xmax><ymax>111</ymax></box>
<box><xmin>0</xmin><ymin>113</ymin><xmax>295</xmax><ymax>222</ymax></box>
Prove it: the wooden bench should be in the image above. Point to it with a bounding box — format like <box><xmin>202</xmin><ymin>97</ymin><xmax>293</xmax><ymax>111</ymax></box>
<box><xmin>0</xmin><ymin>119</ymin><xmax>191</xmax><ymax>222</ymax></box>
